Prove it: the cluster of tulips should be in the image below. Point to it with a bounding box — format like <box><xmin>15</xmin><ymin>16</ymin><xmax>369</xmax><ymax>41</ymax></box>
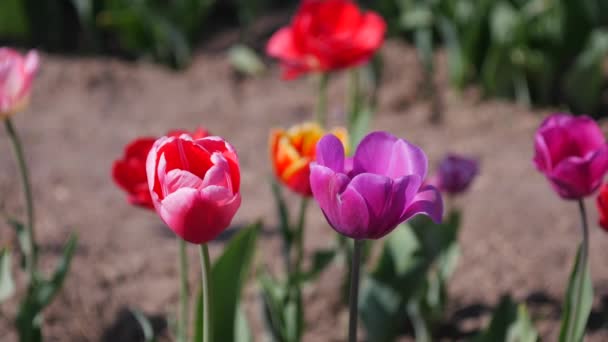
<box><xmin>2</xmin><ymin>0</ymin><xmax>608</xmax><ymax>341</ymax></box>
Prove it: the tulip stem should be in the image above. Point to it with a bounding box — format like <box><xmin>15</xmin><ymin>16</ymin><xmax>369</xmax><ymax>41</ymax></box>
<box><xmin>199</xmin><ymin>244</ymin><xmax>213</xmax><ymax>342</ymax></box>
<box><xmin>294</xmin><ymin>198</ymin><xmax>309</xmax><ymax>276</ymax></box>
<box><xmin>347</xmin><ymin>68</ymin><xmax>361</xmax><ymax>133</ymax></box>
<box><xmin>177</xmin><ymin>239</ymin><xmax>189</xmax><ymax>342</ymax></box>
<box><xmin>315</xmin><ymin>74</ymin><xmax>329</xmax><ymax>127</ymax></box>
<box><xmin>4</xmin><ymin>118</ymin><xmax>36</xmax><ymax>281</ymax></box>
<box><xmin>348</xmin><ymin>239</ymin><xmax>362</xmax><ymax>342</ymax></box>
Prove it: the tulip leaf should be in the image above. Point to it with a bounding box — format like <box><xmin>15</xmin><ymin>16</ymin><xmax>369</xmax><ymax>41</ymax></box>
<box><xmin>194</xmin><ymin>222</ymin><xmax>260</xmax><ymax>342</ymax></box>
<box><xmin>235</xmin><ymin>304</ymin><xmax>252</xmax><ymax>342</ymax></box>
<box><xmin>297</xmin><ymin>248</ymin><xmax>336</xmax><ymax>283</ymax></box>
<box><xmin>0</xmin><ymin>248</ymin><xmax>15</xmax><ymax>302</ymax></box>
<box><xmin>558</xmin><ymin>245</ymin><xmax>593</xmax><ymax>342</ymax></box>
<box><xmin>16</xmin><ymin>234</ymin><xmax>77</xmax><ymax>342</ymax></box>
<box><xmin>130</xmin><ymin>309</ymin><xmax>156</xmax><ymax>342</ymax></box>
<box><xmin>228</xmin><ymin>44</ymin><xmax>266</xmax><ymax>77</ymax></box>
<box><xmin>473</xmin><ymin>296</ymin><xmax>537</xmax><ymax>342</ymax></box>
<box><xmin>360</xmin><ymin>275</ymin><xmax>407</xmax><ymax>342</ymax></box>
<box><xmin>7</xmin><ymin>218</ymin><xmax>33</xmax><ymax>269</ymax></box>
<box><xmin>258</xmin><ymin>270</ymin><xmax>290</xmax><ymax>341</ymax></box>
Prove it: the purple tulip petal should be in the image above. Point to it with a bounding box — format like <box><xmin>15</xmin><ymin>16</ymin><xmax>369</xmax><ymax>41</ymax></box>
<box><xmin>589</xmin><ymin>146</ymin><xmax>608</xmax><ymax>189</ymax></box>
<box><xmin>401</xmin><ymin>185</ymin><xmax>443</xmax><ymax>223</ymax></box>
<box><xmin>352</xmin><ymin>131</ymin><xmax>396</xmax><ymax>175</ymax></box>
<box><xmin>309</xmin><ymin>163</ymin><xmax>350</xmax><ymax>220</ymax></box>
<box><xmin>333</xmin><ymin>186</ymin><xmax>371</xmax><ymax>239</ymax></box>
<box><xmin>386</xmin><ymin>138</ymin><xmax>428</xmax><ymax>179</ymax></box>
<box><xmin>349</xmin><ymin>173</ymin><xmax>393</xmax><ymax>220</ymax></box>
<box><xmin>353</xmin><ymin>131</ymin><xmax>427</xmax><ymax>178</ymax></box>
<box><xmin>316</xmin><ymin>134</ymin><xmax>345</xmax><ymax>172</ymax></box>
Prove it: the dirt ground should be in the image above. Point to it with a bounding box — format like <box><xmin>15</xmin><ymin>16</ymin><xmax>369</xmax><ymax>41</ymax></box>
<box><xmin>2</xmin><ymin>38</ymin><xmax>608</xmax><ymax>341</ymax></box>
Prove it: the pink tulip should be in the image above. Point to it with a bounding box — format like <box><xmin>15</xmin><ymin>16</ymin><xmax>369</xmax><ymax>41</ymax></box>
<box><xmin>0</xmin><ymin>48</ymin><xmax>39</xmax><ymax>118</ymax></box>
<box><xmin>533</xmin><ymin>113</ymin><xmax>608</xmax><ymax>199</ymax></box>
<box><xmin>146</xmin><ymin>134</ymin><xmax>241</xmax><ymax>244</ymax></box>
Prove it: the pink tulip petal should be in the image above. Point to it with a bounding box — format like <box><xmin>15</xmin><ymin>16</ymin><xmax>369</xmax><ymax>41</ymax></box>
<box><xmin>401</xmin><ymin>185</ymin><xmax>443</xmax><ymax>223</ymax></box>
<box><xmin>316</xmin><ymin>134</ymin><xmax>345</xmax><ymax>172</ymax></box>
<box><xmin>165</xmin><ymin>169</ymin><xmax>204</xmax><ymax>193</ymax></box>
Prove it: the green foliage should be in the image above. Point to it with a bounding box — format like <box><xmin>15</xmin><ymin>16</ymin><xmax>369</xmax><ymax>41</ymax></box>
<box><xmin>359</xmin><ymin>211</ymin><xmax>461</xmax><ymax>342</ymax></box>
<box><xmin>0</xmin><ymin>248</ymin><xmax>15</xmax><ymax>302</ymax></box>
<box><xmin>193</xmin><ymin>223</ymin><xmax>260</xmax><ymax>342</ymax></box>
<box><xmin>559</xmin><ymin>245</ymin><xmax>593</xmax><ymax>342</ymax></box>
<box><xmin>473</xmin><ymin>296</ymin><xmax>538</xmax><ymax>342</ymax></box>
<box><xmin>368</xmin><ymin>0</ymin><xmax>608</xmax><ymax>115</ymax></box>
<box><xmin>16</xmin><ymin>234</ymin><xmax>78</xmax><ymax>342</ymax></box>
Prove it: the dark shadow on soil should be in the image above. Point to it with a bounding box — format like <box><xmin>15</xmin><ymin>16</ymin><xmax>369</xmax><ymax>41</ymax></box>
<box><xmin>101</xmin><ymin>308</ymin><xmax>167</xmax><ymax>342</ymax></box>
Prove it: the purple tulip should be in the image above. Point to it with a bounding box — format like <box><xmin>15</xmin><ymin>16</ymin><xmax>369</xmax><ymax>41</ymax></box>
<box><xmin>533</xmin><ymin>113</ymin><xmax>608</xmax><ymax>200</ymax></box>
<box><xmin>431</xmin><ymin>154</ymin><xmax>479</xmax><ymax>195</ymax></box>
<box><xmin>309</xmin><ymin>131</ymin><xmax>443</xmax><ymax>240</ymax></box>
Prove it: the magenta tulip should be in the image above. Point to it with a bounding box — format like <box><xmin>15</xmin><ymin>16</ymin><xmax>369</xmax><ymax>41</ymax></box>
<box><xmin>0</xmin><ymin>48</ymin><xmax>39</xmax><ymax>118</ymax></box>
<box><xmin>146</xmin><ymin>134</ymin><xmax>241</xmax><ymax>244</ymax></box>
<box><xmin>533</xmin><ymin>113</ymin><xmax>608</xmax><ymax>200</ymax></box>
<box><xmin>309</xmin><ymin>131</ymin><xmax>443</xmax><ymax>240</ymax></box>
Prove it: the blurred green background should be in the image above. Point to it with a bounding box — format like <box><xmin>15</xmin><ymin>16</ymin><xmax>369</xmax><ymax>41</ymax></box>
<box><xmin>1</xmin><ymin>0</ymin><xmax>608</xmax><ymax>116</ymax></box>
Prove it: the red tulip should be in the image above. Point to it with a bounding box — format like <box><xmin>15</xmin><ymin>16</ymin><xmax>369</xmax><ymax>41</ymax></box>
<box><xmin>146</xmin><ymin>135</ymin><xmax>241</xmax><ymax>244</ymax></box>
<box><xmin>266</xmin><ymin>0</ymin><xmax>386</xmax><ymax>80</ymax></box>
<box><xmin>112</xmin><ymin>128</ymin><xmax>210</xmax><ymax>210</ymax></box>
<box><xmin>112</xmin><ymin>137</ymin><xmax>157</xmax><ymax>209</ymax></box>
<box><xmin>597</xmin><ymin>183</ymin><xmax>608</xmax><ymax>231</ymax></box>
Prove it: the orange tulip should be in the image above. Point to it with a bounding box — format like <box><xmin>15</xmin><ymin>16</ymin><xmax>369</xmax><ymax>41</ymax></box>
<box><xmin>270</xmin><ymin>122</ymin><xmax>348</xmax><ymax>196</ymax></box>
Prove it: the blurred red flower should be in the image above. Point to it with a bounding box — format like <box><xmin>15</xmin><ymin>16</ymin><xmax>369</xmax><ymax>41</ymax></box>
<box><xmin>266</xmin><ymin>0</ymin><xmax>386</xmax><ymax>80</ymax></box>
<box><xmin>597</xmin><ymin>183</ymin><xmax>608</xmax><ymax>231</ymax></box>
<box><xmin>112</xmin><ymin>128</ymin><xmax>210</xmax><ymax>210</ymax></box>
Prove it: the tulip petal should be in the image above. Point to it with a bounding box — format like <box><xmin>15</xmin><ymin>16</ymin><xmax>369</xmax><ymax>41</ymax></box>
<box><xmin>160</xmin><ymin>188</ymin><xmax>240</xmax><ymax>244</ymax></box>
<box><xmin>332</xmin><ymin>183</ymin><xmax>370</xmax><ymax>239</ymax></box>
<box><xmin>550</xmin><ymin>147</ymin><xmax>608</xmax><ymax>199</ymax></box>
<box><xmin>401</xmin><ymin>185</ymin><xmax>443</xmax><ymax>223</ymax></box>
<box><xmin>349</xmin><ymin>173</ymin><xmax>392</xmax><ymax>220</ymax></box>
<box><xmin>352</xmin><ymin>12</ymin><xmax>386</xmax><ymax>52</ymax></box>
<box><xmin>353</xmin><ymin>132</ymin><xmax>427</xmax><ymax>178</ymax></box>
<box><xmin>165</xmin><ymin>169</ymin><xmax>204</xmax><ymax>193</ymax></box>
<box><xmin>316</xmin><ymin>134</ymin><xmax>345</xmax><ymax>172</ymax></box>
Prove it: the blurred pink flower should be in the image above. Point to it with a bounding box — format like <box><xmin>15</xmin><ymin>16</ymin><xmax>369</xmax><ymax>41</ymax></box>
<box><xmin>0</xmin><ymin>48</ymin><xmax>39</xmax><ymax>118</ymax></box>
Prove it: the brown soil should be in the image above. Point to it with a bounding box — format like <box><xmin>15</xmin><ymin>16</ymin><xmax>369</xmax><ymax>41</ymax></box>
<box><xmin>2</xmin><ymin>39</ymin><xmax>608</xmax><ymax>341</ymax></box>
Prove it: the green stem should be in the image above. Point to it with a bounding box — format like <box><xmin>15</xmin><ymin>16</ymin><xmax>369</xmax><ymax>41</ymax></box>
<box><xmin>177</xmin><ymin>239</ymin><xmax>189</xmax><ymax>342</ymax></box>
<box><xmin>315</xmin><ymin>74</ymin><xmax>329</xmax><ymax>127</ymax></box>
<box><xmin>4</xmin><ymin>118</ymin><xmax>36</xmax><ymax>281</ymax></box>
<box><xmin>294</xmin><ymin>198</ymin><xmax>309</xmax><ymax>276</ymax></box>
<box><xmin>199</xmin><ymin>244</ymin><xmax>213</xmax><ymax>342</ymax></box>
<box><xmin>566</xmin><ymin>200</ymin><xmax>590</xmax><ymax>342</ymax></box>
<box><xmin>347</xmin><ymin>68</ymin><xmax>361</xmax><ymax>129</ymax></box>
<box><xmin>348</xmin><ymin>239</ymin><xmax>362</xmax><ymax>342</ymax></box>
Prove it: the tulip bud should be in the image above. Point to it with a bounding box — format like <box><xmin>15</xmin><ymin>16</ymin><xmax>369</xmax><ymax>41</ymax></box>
<box><xmin>0</xmin><ymin>48</ymin><xmax>39</xmax><ymax>118</ymax></box>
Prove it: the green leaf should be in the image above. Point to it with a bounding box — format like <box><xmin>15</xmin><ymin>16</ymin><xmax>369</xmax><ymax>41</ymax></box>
<box><xmin>360</xmin><ymin>276</ymin><xmax>406</xmax><ymax>342</ymax></box>
<box><xmin>271</xmin><ymin>179</ymin><xmax>292</xmax><ymax>258</ymax></box>
<box><xmin>563</xmin><ymin>29</ymin><xmax>608</xmax><ymax>113</ymax></box>
<box><xmin>507</xmin><ymin>305</ymin><xmax>538</xmax><ymax>342</ymax></box>
<box><xmin>36</xmin><ymin>234</ymin><xmax>78</xmax><ymax>308</ymax></box>
<box><xmin>235</xmin><ymin>304</ymin><xmax>252</xmax><ymax>342</ymax></box>
<box><xmin>558</xmin><ymin>245</ymin><xmax>593</xmax><ymax>342</ymax></box>
<box><xmin>194</xmin><ymin>223</ymin><xmax>260</xmax><ymax>342</ymax></box>
<box><xmin>473</xmin><ymin>296</ymin><xmax>538</xmax><ymax>342</ymax></box>
<box><xmin>130</xmin><ymin>309</ymin><xmax>156</xmax><ymax>342</ymax></box>
<box><xmin>16</xmin><ymin>234</ymin><xmax>77</xmax><ymax>342</ymax></box>
<box><xmin>0</xmin><ymin>248</ymin><xmax>15</xmax><ymax>302</ymax></box>
<box><xmin>228</xmin><ymin>44</ymin><xmax>266</xmax><ymax>77</ymax></box>
<box><xmin>7</xmin><ymin>218</ymin><xmax>32</xmax><ymax>269</ymax></box>
<box><xmin>490</xmin><ymin>2</ymin><xmax>522</xmax><ymax>46</ymax></box>
<box><xmin>297</xmin><ymin>249</ymin><xmax>336</xmax><ymax>283</ymax></box>
<box><xmin>258</xmin><ymin>271</ymin><xmax>288</xmax><ymax>341</ymax></box>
